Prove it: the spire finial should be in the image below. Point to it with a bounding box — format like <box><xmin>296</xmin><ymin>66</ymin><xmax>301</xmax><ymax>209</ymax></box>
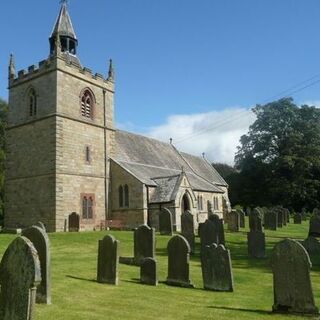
<box><xmin>60</xmin><ymin>0</ymin><xmax>68</xmax><ymax>5</ymax></box>
<box><xmin>108</xmin><ymin>59</ymin><xmax>115</xmax><ymax>82</ymax></box>
<box><xmin>8</xmin><ymin>54</ymin><xmax>16</xmax><ymax>84</ymax></box>
<box><xmin>202</xmin><ymin>152</ymin><xmax>205</xmax><ymax>158</ymax></box>
<box><xmin>170</xmin><ymin>138</ymin><xmax>173</xmax><ymax>144</ymax></box>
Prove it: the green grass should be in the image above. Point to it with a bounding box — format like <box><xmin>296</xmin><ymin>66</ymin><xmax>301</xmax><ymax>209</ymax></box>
<box><xmin>1</xmin><ymin>219</ymin><xmax>319</xmax><ymax>320</ymax></box>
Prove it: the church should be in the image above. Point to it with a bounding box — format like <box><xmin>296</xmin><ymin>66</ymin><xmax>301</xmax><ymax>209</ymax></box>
<box><xmin>4</xmin><ymin>2</ymin><xmax>231</xmax><ymax>232</ymax></box>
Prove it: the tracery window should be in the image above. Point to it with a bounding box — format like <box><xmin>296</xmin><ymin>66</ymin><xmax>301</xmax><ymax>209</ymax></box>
<box><xmin>28</xmin><ymin>88</ymin><xmax>37</xmax><ymax>116</ymax></box>
<box><xmin>82</xmin><ymin>194</ymin><xmax>94</xmax><ymax>219</ymax></box>
<box><xmin>80</xmin><ymin>89</ymin><xmax>94</xmax><ymax>119</ymax></box>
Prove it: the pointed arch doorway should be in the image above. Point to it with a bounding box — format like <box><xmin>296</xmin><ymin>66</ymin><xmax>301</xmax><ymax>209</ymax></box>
<box><xmin>181</xmin><ymin>193</ymin><xmax>191</xmax><ymax>213</ymax></box>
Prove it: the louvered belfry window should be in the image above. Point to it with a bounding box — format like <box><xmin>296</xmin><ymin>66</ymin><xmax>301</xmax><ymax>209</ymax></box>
<box><xmin>80</xmin><ymin>89</ymin><xmax>94</xmax><ymax>119</ymax></box>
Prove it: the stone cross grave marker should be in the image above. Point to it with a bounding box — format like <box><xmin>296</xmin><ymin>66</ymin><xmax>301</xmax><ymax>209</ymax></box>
<box><xmin>202</xmin><ymin>243</ymin><xmax>234</xmax><ymax>292</ymax></box>
<box><xmin>166</xmin><ymin>235</ymin><xmax>194</xmax><ymax>288</ymax></box>
<box><xmin>0</xmin><ymin>236</ymin><xmax>41</xmax><ymax>320</ymax></box>
<box><xmin>248</xmin><ymin>208</ymin><xmax>265</xmax><ymax>258</ymax></box>
<box><xmin>271</xmin><ymin>239</ymin><xmax>318</xmax><ymax>315</ymax></box>
<box><xmin>22</xmin><ymin>225</ymin><xmax>51</xmax><ymax>304</ymax></box>
<box><xmin>97</xmin><ymin>234</ymin><xmax>119</xmax><ymax>285</ymax></box>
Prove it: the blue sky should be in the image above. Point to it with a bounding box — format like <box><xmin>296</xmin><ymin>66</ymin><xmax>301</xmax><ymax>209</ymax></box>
<box><xmin>1</xmin><ymin>0</ymin><xmax>320</xmax><ymax>163</ymax></box>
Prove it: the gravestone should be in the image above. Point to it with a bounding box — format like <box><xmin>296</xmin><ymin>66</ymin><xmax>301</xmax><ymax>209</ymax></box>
<box><xmin>293</xmin><ymin>213</ymin><xmax>302</xmax><ymax>224</ymax></box>
<box><xmin>249</xmin><ymin>208</ymin><xmax>263</xmax><ymax>232</ymax></box>
<box><xmin>0</xmin><ymin>236</ymin><xmax>41</xmax><ymax>320</ymax></box>
<box><xmin>271</xmin><ymin>239</ymin><xmax>318</xmax><ymax>315</ymax></box>
<box><xmin>181</xmin><ymin>211</ymin><xmax>195</xmax><ymax>254</ymax></box>
<box><xmin>68</xmin><ymin>212</ymin><xmax>80</xmax><ymax>232</ymax></box>
<box><xmin>134</xmin><ymin>225</ymin><xmax>156</xmax><ymax>264</ymax></box>
<box><xmin>264</xmin><ymin>210</ymin><xmax>277</xmax><ymax>231</ymax></box>
<box><xmin>248</xmin><ymin>208</ymin><xmax>265</xmax><ymax>258</ymax></box>
<box><xmin>22</xmin><ymin>225</ymin><xmax>51</xmax><ymax>304</ymax></box>
<box><xmin>302</xmin><ymin>236</ymin><xmax>320</xmax><ymax>264</ymax></box>
<box><xmin>301</xmin><ymin>208</ymin><xmax>307</xmax><ymax>221</ymax></box>
<box><xmin>200</xmin><ymin>215</ymin><xmax>225</xmax><ymax>258</ymax></box>
<box><xmin>276</xmin><ymin>207</ymin><xmax>284</xmax><ymax>228</ymax></box>
<box><xmin>140</xmin><ymin>258</ymin><xmax>158</xmax><ymax>286</ymax></box>
<box><xmin>166</xmin><ymin>235</ymin><xmax>194</xmax><ymax>288</ymax></box>
<box><xmin>228</xmin><ymin>210</ymin><xmax>240</xmax><ymax>232</ymax></box>
<box><xmin>237</xmin><ymin>209</ymin><xmax>245</xmax><ymax>228</ymax></box>
<box><xmin>202</xmin><ymin>243</ymin><xmax>234</xmax><ymax>292</ymax></box>
<box><xmin>97</xmin><ymin>235</ymin><xmax>119</xmax><ymax>285</ymax></box>
<box><xmin>159</xmin><ymin>208</ymin><xmax>173</xmax><ymax>235</ymax></box>
<box><xmin>309</xmin><ymin>209</ymin><xmax>320</xmax><ymax>237</ymax></box>
<box><xmin>285</xmin><ymin>208</ymin><xmax>290</xmax><ymax>223</ymax></box>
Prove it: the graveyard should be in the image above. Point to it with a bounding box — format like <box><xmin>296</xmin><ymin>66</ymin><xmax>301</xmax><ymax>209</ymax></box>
<box><xmin>0</xmin><ymin>217</ymin><xmax>319</xmax><ymax>320</ymax></box>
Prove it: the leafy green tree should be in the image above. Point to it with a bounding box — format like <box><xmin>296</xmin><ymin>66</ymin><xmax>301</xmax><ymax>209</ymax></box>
<box><xmin>0</xmin><ymin>98</ymin><xmax>7</xmax><ymax>225</ymax></box>
<box><xmin>235</xmin><ymin>98</ymin><xmax>320</xmax><ymax>211</ymax></box>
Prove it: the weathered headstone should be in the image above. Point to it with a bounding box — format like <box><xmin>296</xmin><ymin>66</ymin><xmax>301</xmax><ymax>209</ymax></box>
<box><xmin>285</xmin><ymin>208</ymin><xmax>290</xmax><ymax>223</ymax></box>
<box><xmin>0</xmin><ymin>236</ymin><xmax>41</xmax><ymax>320</ymax></box>
<box><xmin>159</xmin><ymin>207</ymin><xmax>173</xmax><ymax>235</ymax></box>
<box><xmin>200</xmin><ymin>215</ymin><xmax>225</xmax><ymax>258</ymax></box>
<box><xmin>248</xmin><ymin>208</ymin><xmax>265</xmax><ymax>258</ymax></box>
<box><xmin>166</xmin><ymin>235</ymin><xmax>194</xmax><ymax>288</ymax></box>
<box><xmin>140</xmin><ymin>257</ymin><xmax>158</xmax><ymax>286</ymax></box>
<box><xmin>302</xmin><ymin>236</ymin><xmax>320</xmax><ymax>264</ymax></box>
<box><xmin>228</xmin><ymin>210</ymin><xmax>240</xmax><ymax>232</ymax></box>
<box><xmin>22</xmin><ymin>225</ymin><xmax>51</xmax><ymax>304</ymax></box>
<box><xmin>181</xmin><ymin>211</ymin><xmax>195</xmax><ymax>254</ymax></box>
<box><xmin>249</xmin><ymin>208</ymin><xmax>263</xmax><ymax>232</ymax></box>
<box><xmin>293</xmin><ymin>213</ymin><xmax>302</xmax><ymax>224</ymax></box>
<box><xmin>134</xmin><ymin>225</ymin><xmax>156</xmax><ymax>264</ymax></box>
<box><xmin>309</xmin><ymin>209</ymin><xmax>320</xmax><ymax>237</ymax></box>
<box><xmin>68</xmin><ymin>212</ymin><xmax>80</xmax><ymax>232</ymax></box>
<box><xmin>247</xmin><ymin>231</ymin><xmax>266</xmax><ymax>258</ymax></box>
<box><xmin>264</xmin><ymin>209</ymin><xmax>278</xmax><ymax>231</ymax></box>
<box><xmin>276</xmin><ymin>207</ymin><xmax>284</xmax><ymax>228</ymax></box>
<box><xmin>202</xmin><ymin>243</ymin><xmax>234</xmax><ymax>292</ymax></box>
<box><xmin>97</xmin><ymin>235</ymin><xmax>119</xmax><ymax>285</ymax></box>
<box><xmin>271</xmin><ymin>239</ymin><xmax>319</xmax><ymax>315</ymax></box>
<box><xmin>237</xmin><ymin>209</ymin><xmax>245</xmax><ymax>228</ymax></box>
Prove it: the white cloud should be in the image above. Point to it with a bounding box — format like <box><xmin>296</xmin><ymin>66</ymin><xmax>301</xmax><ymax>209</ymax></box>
<box><xmin>144</xmin><ymin>107</ymin><xmax>256</xmax><ymax>165</ymax></box>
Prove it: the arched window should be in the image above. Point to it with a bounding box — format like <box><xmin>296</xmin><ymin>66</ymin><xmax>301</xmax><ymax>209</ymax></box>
<box><xmin>213</xmin><ymin>196</ymin><xmax>219</xmax><ymax>211</ymax></box>
<box><xmin>82</xmin><ymin>194</ymin><xmax>94</xmax><ymax>219</ymax></box>
<box><xmin>28</xmin><ymin>88</ymin><xmax>37</xmax><ymax>116</ymax></box>
<box><xmin>80</xmin><ymin>89</ymin><xmax>94</xmax><ymax>119</ymax></box>
<box><xmin>119</xmin><ymin>185</ymin><xmax>124</xmax><ymax>207</ymax></box>
<box><xmin>124</xmin><ymin>184</ymin><xmax>129</xmax><ymax>207</ymax></box>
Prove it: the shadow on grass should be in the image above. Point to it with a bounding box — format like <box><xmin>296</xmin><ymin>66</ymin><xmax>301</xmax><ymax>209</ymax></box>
<box><xmin>66</xmin><ymin>275</ymin><xmax>96</xmax><ymax>283</ymax></box>
<box><xmin>208</xmin><ymin>305</ymin><xmax>272</xmax><ymax>316</ymax></box>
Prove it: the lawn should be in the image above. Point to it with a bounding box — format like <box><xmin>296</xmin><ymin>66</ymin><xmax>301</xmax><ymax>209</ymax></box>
<box><xmin>0</xmin><ymin>219</ymin><xmax>319</xmax><ymax>320</ymax></box>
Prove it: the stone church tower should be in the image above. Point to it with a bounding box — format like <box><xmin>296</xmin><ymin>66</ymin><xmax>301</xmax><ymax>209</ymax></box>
<box><xmin>5</xmin><ymin>2</ymin><xmax>115</xmax><ymax>232</ymax></box>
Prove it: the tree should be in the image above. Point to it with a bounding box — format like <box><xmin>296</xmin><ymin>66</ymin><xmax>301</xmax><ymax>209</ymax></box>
<box><xmin>235</xmin><ymin>98</ymin><xmax>320</xmax><ymax>211</ymax></box>
<box><xmin>0</xmin><ymin>98</ymin><xmax>7</xmax><ymax>225</ymax></box>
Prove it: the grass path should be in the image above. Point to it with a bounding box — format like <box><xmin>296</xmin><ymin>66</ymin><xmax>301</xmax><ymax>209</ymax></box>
<box><xmin>0</xmin><ymin>219</ymin><xmax>319</xmax><ymax>319</ymax></box>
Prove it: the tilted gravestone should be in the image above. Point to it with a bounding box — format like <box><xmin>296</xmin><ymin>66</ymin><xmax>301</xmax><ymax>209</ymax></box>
<box><xmin>201</xmin><ymin>243</ymin><xmax>234</xmax><ymax>292</ymax></box>
<box><xmin>309</xmin><ymin>209</ymin><xmax>320</xmax><ymax>237</ymax></box>
<box><xmin>22</xmin><ymin>225</ymin><xmax>51</xmax><ymax>304</ymax></box>
<box><xmin>264</xmin><ymin>209</ymin><xmax>278</xmax><ymax>231</ymax></box>
<box><xmin>293</xmin><ymin>213</ymin><xmax>302</xmax><ymax>224</ymax></box>
<box><xmin>228</xmin><ymin>210</ymin><xmax>240</xmax><ymax>232</ymax></box>
<box><xmin>181</xmin><ymin>211</ymin><xmax>195</xmax><ymax>254</ymax></box>
<box><xmin>166</xmin><ymin>235</ymin><xmax>194</xmax><ymax>288</ymax></box>
<box><xmin>140</xmin><ymin>257</ymin><xmax>158</xmax><ymax>286</ymax></box>
<box><xmin>200</xmin><ymin>215</ymin><xmax>225</xmax><ymax>259</ymax></box>
<box><xmin>237</xmin><ymin>209</ymin><xmax>245</xmax><ymax>228</ymax></box>
<box><xmin>271</xmin><ymin>239</ymin><xmax>319</xmax><ymax>315</ymax></box>
<box><xmin>159</xmin><ymin>208</ymin><xmax>173</xmax><ymax>235</ymax></box>
<box><xmin>97</xmin><ymin>235</ymin><xmax>119</xmax><ymax>285</ymax></box>
<box><xmin>247</xmin><ymin>208</ymin><xmax>265</xmax><ymax>258</ymax></box>
<box><xmin>134</xmin><ymin>225</ymin><xmax>156</xmax><ymax>265</ymax></box>
<box><xmin>0</xmin><ymin>236</ymin><xmax>41</xmax><ymax>320</ymax></box>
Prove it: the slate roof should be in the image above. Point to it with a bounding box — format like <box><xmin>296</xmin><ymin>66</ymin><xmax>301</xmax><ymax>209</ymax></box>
<box><xmin>113</xmin><ymin>130</ymin><xmax>227</xmax><ymax>197</ymax></box>
<box><xmin>149</xmin><ymin>175</ymin><xmax>180</xmax><ymax>203</ymax></box>
<box><xmin>51</xmin><ymin>3</ymin><xmax>77</xmax><ymax>39</ymax></box>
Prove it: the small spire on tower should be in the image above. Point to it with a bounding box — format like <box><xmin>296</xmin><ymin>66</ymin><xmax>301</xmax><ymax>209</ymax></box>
<box><xmin>108</xmin><ymin>59</ymin><xmax>115</xmax><ymax>82</ymax></box>
<box><xmin>8</xmin><ymin>54</ymin><xmax>16</xmax><ymax>84</ymax></box>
